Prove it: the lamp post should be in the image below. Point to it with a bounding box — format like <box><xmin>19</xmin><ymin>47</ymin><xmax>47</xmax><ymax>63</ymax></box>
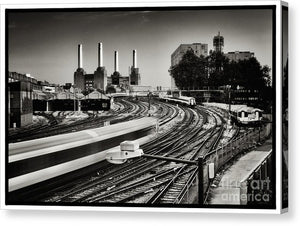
<box><xmin>225</xmin><ymin>85</ymin><xmax>232</xmax><ymax>125</ymax></box>
<box><xmin>147</xmin><ymin>91</ymin><xmax>152</xmax><ymax>110</ymax></box>
<box><xmin>147</xmin><ymin>91</ymin><xmax>152</xmax><ymax>116</ymax></box>
<box><xmin>73</xmin><ymin>87</ymin><xmax>76</xmax><ymax>112</ymax></box>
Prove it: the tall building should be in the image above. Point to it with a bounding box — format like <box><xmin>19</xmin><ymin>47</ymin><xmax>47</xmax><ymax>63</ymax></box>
<box><xmin>213</xmin><ymin>31</ymin><xmax>224</xmax><ymax>52</ymax></box>
<box><xmin>129</xmin><ymin>49</ymin><xmax>141</xmax><ymax>85</ymax></box>
<box><xmin>74</xmin><ymin>44</ymin><xmax>86</xmax><ymax>91</ymax></box>
<box><xmin>74</xmin><ymin>43</ymin><xmax>107</xmax><ymax>92</ymax></box>
<box><xmin>94</xmin><ymin>43</ymin><xmax>107</xmax><ymax>91</ymax></box>
<box><xmin>171</xmin><ymin>43</ymin><xmax>208</xmax><ymax>66</ymax></box>
<box><xmin>225</xmin><ymin>51</ymin><xmax>255</xmax><ymax>62</ymax></box>
<box><xmin>8</xmin><ymin>72</ymin><xmax>34</xmax><ymax>128</ymax></box>
<box><xmin>73</xmin><ymin>44</ymin><xmax>141</xmax><ymax>92</ymax></box>
<box><xmin>170</xmin><ymin>43</ymin><xmax>208</xmax><ymax>89</ymax></box>
<box><xmin>111</xmin><ymin>51</ymin><xmax>121</xmax><ymax>85</ymax></box>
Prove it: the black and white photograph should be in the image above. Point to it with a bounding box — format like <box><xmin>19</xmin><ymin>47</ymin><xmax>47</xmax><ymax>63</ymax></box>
<box><xmin>2</xmin><ymin>1</ymin><xmax>286</xmax><ymax>213</ymax></box>
<box><xmin>282</xmin><ymin>5</ymin><xmax>288</xmax><ymax>209</ymax></box>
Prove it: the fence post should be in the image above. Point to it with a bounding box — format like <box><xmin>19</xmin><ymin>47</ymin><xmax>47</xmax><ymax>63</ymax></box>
<box><xmin>198</xmin><ymin>156</ymin><xmax>204</xmax><ymax>206</ymax></box>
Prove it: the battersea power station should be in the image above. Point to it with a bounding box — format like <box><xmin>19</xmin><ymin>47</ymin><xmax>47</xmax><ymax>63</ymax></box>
<box><xmin>74</xmin><ymin>43</ymin><xmax>141</xmax><ymax>92</ymax></box>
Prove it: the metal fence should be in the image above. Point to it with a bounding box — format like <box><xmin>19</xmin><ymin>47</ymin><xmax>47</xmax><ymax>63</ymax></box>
<box><xmin>239</xmin><ymin>151</ymin><xmax>272</xmax><ymax>205</ymax></box>
<box><xmin>179</xmin><ymin>124</ymin><xmax>271</xmax><ymax>204</ymax></box>
<box><xmin>203</xmin><ymin>125</ymin><xmax>271</xmax><ymax>201</ymax></box>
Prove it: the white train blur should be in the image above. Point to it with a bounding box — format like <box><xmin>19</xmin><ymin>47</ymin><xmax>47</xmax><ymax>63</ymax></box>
<box><xmin>8</xmin><ymin>118</ymin><xmax>158</xmax><ymax>192</ymax></box>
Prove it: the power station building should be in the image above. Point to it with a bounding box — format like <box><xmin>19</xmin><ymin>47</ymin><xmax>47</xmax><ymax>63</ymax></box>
<box><xmin>74</xmin><ymin>43</ymin><xmax>140</xmax><ymax>92</ymax></box>
<box><xmin>74</xmin><ymin>43</ymin><xmax>107</xmax><ymax>92</ymax></box>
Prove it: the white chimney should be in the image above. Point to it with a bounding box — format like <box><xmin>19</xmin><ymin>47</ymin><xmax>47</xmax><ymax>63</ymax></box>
<box><xmin>114</xmin><ymin>51</ymin><xmax>119</xmax><ymax>72</ymax></box>
<box><xmin>98</xmin><ymin>43</ymin><xmax>103</xmax><ymax>67</ymax></box>
<box><xmin>78</xmin><ymin>44</ymin><xmax>83</xmax><ymax>68</ymax></box>
<box><xmin>133</xmin><ymin>49</ymin><xmax>137</xmax><ymax>68</ymax></box>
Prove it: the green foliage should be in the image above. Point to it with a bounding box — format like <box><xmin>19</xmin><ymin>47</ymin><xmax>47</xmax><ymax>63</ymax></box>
<box><xmin>169</xmin><ymin>50</ymin><xmax>208</xmax><ymax>90</ymax></box>
<box><xmin>170</xmin><ymin>50</ymin><xmax>271</xmax><ymax>91</ymax></box>
<box><xmin>223</xmin><ymin>57</ymin><xmax>271</xmax><ymax>90</ymax></box>
<box><xmin>207</xmin><ymin>51</ymin><xmax>229</xmax><ymax>87</ymax></box>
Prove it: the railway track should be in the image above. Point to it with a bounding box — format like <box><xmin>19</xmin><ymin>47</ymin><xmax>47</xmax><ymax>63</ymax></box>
<box><xmin>13</xmin><ymin>99</ymin><xmax>233</xmax><ymax>205</ymax></box>
<box><xmin>9</xmin><ymin>99</ymin><xmax>181</xmax><ymax>202</ymax></box>
<box><xmin>31</xmin><ymin>105</ymin><xmax>193</xmax><ymax>202</ymax></box>
<box><xmin>34</xmin><ymin>103</ymin><xmax>226</xmax><ymax>205</ymax></box>
<box><xmin>8</xmin><ymin>98</ymin><xmax>155</xmax><ymax>143</ymax></box>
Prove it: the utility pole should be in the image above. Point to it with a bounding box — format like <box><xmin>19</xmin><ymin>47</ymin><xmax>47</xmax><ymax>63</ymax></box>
<box><xmin>73</xmin><ymin>87</ymin><xmax>76</xmax><ymax>112</ymax></box>
<box><xmin>147</xmin><ymin>91</ymin><xmax>152</xmax><ymax>114</ymax></box>
<box><xmin>226</xmin><ymin>85</ymin><xmax>232</xmax><ymax>124</ymax></box>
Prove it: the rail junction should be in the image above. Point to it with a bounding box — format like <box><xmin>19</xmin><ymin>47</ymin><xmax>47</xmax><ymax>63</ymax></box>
<box><xmin>7</xmin><ymin>96</ymin><xmax>270</xmax><ymax>205</ymax></box>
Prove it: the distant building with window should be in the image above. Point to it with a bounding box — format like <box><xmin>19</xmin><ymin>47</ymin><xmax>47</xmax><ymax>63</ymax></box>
<box><xmin>8</xmin><ymin>72</ymin><xmax>35</xmax><ymax>128</ymax></box>
<box><xmin>170</xmin><ymin>43</ymin><xmax>208</xmax><ymax>89</ymax></box>
<box><xmin>225</xmin><ymin>51</ymin><xmax>255</xmax><ymax>62</ymax></box>
<box><xmin>171</xmin><ymin>43</ymin><xmax>208</xmax><ymax>66</ymax></box>
<box><xmin>8</xmin><ymin>72</ymin><xmax>65</xmax><ymax>127</ymax></box>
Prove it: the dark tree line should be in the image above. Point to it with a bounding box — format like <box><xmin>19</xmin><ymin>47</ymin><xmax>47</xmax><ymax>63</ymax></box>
<box><xmin>169</xmin><ymin>50</ymin><xmax>208</xmax><ymax>90</ymax></box>
<box><xmin>169</xmin><ymin>50</ymin><xmax>271</xmax><ymax>91</ymax></box>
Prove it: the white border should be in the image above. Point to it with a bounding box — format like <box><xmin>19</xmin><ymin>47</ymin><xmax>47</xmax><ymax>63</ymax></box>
<box><xmin>0</xmin><ymin>0</ymin><xmax>286</xmax><ymax>9</ymax></box>
<box><xmin>281</xmin><ymin>0</ymin><xmax>289</xmax><ymax>213</ymax></box>
<box><xmin>0</xmin><ymin>0</ymin><xmax>284</xmax><ymax>214</ymax></box>
<box><xmin>0</xmin><ymin>0</ymin><xmax>7</xmax><ymax>212</ymax></box>
<box><xmin>276</xmin><ymin>0</ymin><xmax>283</xmax><ymax>214</ymax></box>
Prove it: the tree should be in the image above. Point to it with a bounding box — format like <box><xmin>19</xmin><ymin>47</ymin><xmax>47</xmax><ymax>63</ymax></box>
<box><xmin>207</xmin><ymin>51</ymin><xmax>229</xmax><ymax>87</ymax></box>
<box><xmin>228</xmin><ymin>57</ymin><xmax>271</xmax><ymax>90</ymax></box>
<box><xmin>169</xmin><ymin>50</ymin><xmax>208</xmax><ymax>90</ymax></box>
<box><xmin>170</xmin><ymin>49</ymin><xmax>271</xmax><ymax>97</ymax></box>
<box><xmin>223</xmin><ymin>57</ymin><xmax>272</xmax><ymax>111</ymax></box>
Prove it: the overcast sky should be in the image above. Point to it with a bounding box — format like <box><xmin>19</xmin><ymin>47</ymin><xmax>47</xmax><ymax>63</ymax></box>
<box><xmin>8</xmin><ymin>8</ymin><xmax>273</xmax><ymax>87</ymax></box>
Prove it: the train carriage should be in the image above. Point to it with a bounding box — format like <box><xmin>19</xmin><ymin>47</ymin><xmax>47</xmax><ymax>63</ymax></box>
<box><xmin>159</xmin><ymin>94</ymin><xmax>196</xmax><ymax>108</ymax></box>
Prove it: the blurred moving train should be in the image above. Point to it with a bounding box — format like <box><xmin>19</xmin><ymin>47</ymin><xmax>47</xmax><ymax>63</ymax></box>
<box><xmin>159</xmin><ymin>94</ymin><xmax>196</xmax><ymax>108</ymax></box>
<box><xmin>203</xmin><ymin>103</ymin><xmax>263</xmax><ymax>125</ymax></box>
<box><xmin>8</xmin><ymin>117</ymin><xmax>158</xmax><ymax>192</ymax></box>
